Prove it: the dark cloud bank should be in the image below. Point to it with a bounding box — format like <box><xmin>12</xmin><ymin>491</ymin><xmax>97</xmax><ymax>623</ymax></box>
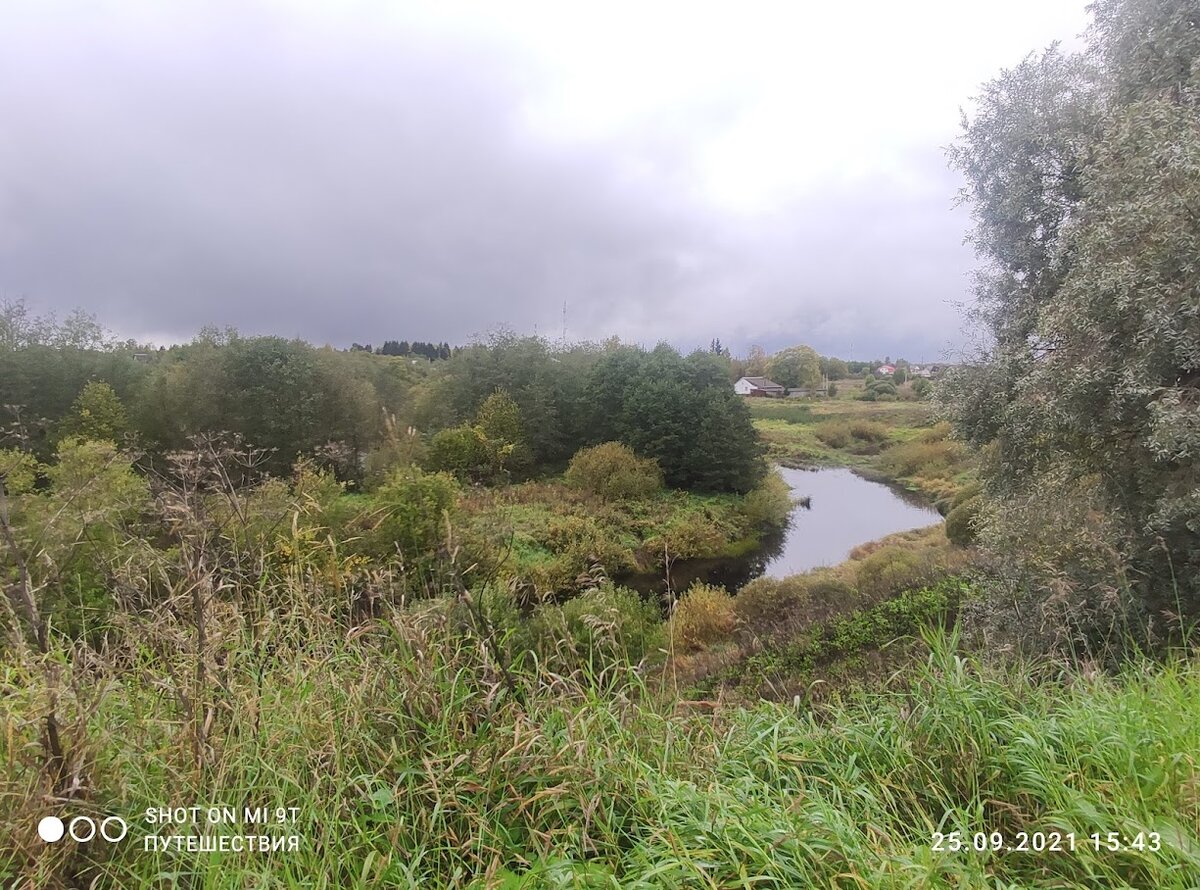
<box><xmin>0</xmin><ymin>3</ymin><xmax>976</xmax><ymax>361</ymax></box>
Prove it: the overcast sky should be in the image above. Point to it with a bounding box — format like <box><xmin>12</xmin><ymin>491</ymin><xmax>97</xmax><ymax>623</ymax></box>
<box><xmin>0</xmin><ymin>1</ymin><xmax>1090</xmax><ymax>360</ymax></box>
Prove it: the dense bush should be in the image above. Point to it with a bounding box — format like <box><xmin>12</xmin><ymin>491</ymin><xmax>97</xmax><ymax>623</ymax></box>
<box><xmin>814</xmin><ymin>422</ymin><xmax>852</xmax><ymax>449</ymax></box>
<box><xmin>669</xmin><ymin>583</ymin><xmax>737</xmax><ymax>651</ymax></box>
<box><xmin>540</xmin><ymin>514</ymin><xmax>636</xmax><ymax>576</ymax></box>
<box><xmin>739</xmin><ymin>471</ymin><xmax>794</xmax><ymax>528</ymax></box>
<box><xmin>944</xmin><ymin>496</ymin><xmax>982</xmax><ymax>546</ymax></box>
<box><xmin>733</xmin><ymin>576</ymin><xmax>809</xmax><ymax>640</ymax></box>
<box><xmin>653</xmin><ymin>513</ymin><xmax>728</xmax><ymax>560</ymax></box>
<box><xmin>878</xmin><ymin>438</ymin><xmax>964</xmax><ymax>479</ymax></box>
<box><xmin>564</xmin><ymin>441</ymin><xmax>662</xmax><ymax>501</ymax></box>
<box><xmin>854</xmin><ymin>545</ymin><xmax>940</xmax><ymax>603</ymax></box>
<box><xmin>352</xmin><ymin>467</ymin><xmax>458</xmax><ymax>563</ymax></box>
<box><xmin>425</xmin><ymin>425</ymin><xmax>489</xmax><ymax>480</ymax></box>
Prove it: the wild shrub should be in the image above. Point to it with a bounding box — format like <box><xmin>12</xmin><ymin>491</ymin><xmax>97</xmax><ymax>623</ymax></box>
<box><xmin>962</xmin><ymin>472</ymin><xmax>1134</xmax><ymax>654</ymax></box>
<box><xmin>803</xmin><ymin>576</ymin><xmax>861</xmax><ymax>622</ymax></box>
<box><xmin>351</xmin><ymin>467</ymin><xmax>458</xmax><ymax>564</ymax></box>
<box><xmin>878</xmin><ymin>438</ymin><xmax>964</xmax><ymax>479</ymax></box>
<box><xmin>945</xmin><ymin>496</ymin><xmax>982</xmax><ymax>546</ymax></box>
<box><xmin>814</xmin><ymin>421</ymin><xmax>851</xmax><ymax>449</ymax></box>
<box><xmin>950</xmin><ymin>479</ymin><xmax>982</xmax><ymax>507</ymax></box>
<box><xmin>564</xmin><ymin>441</ymin><xmax>663</xmax><ymax>501</ymax></box>
<box><xmin>669</xmin><ymin>583</ymin><xmax>737</xmax><ymax>651</ymax></box>
<box><xmin>740</xmin><ymin>471</ymin><xmax>793</xmax><ymax>528</ymax></box>
<box><xmin>425</xmin><ymin>425</ymin><xmax>489</xmax><ymax>480</ymax></box>
<box><xmin>846</xmin><ymin>419</ymin><xmax>889</xmax><ymax>443</ymax></box>
<box><xmin>733</xmin><ymin>576</ymin><xmax>810</xmax><ymax>642</ymax></box>
<box><xmin>854</xmin><ymin>545</ymin><xmax>936</xmax><ymax>603</ymax></box>
<box><xmin>654</xmin><ymin>513</ymin><xmax>726</xmax><ymax>559</ymax></box>
<box><xmin>541</xmin><ymin>514</ymin><xmax>636</xmax><ymax>577</ymax></box>
<box><xmin>816</xmin><ymin>420</ymin><xmax>889</xmax><ymax>450</ymax></box>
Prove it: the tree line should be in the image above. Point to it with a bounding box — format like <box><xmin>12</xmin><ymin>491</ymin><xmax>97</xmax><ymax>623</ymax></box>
<box><xmin>0</xmin><ymin>307</ymin><xmax>765</xmax><ymax>493</ymax></box>
<box><xmin>351</xmin><ymin>340</ymin><xmax>453</xmax><ymax>360</ymax></box>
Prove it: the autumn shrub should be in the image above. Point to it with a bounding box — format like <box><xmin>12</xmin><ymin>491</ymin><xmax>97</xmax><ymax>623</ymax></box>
<box><xmin>814</xmin><ymin>421</ymin><xmax>851</xmax><ymax>449</ymax></box>
<box><xmin>803</xmin><ymin>576</ymin><xmax>861</xmax><ymax>621</ymax></box>
<box><xmin>564</xmin><ymin>442</ymin><xmax>662</xmax><ymax>501</ymax></box>
<box><xmin>950</xmin><ymin>480</ymin><xmax>982</xmax><ymax>507</ymax></box>
<box><xmin>740</xmin><ymin>471</ymin><xmax>793</xmax><ymax>528</ymax></box>
<box><xmin>816</xmin><ymin>420</ymin><xmax>889</xmax><ymax>451</ymax></box>
<box><xmin>878</xmin><ymin>438</ymin><xmax>965</xmax><ymax>479</ymax></box>
<box><xmin>854</xmin><ymin>546</ymin><xmax>935</xmax><ymax>604</ymax></box>
<box><xmin>846</xmin><ymin>419</ymin><xmax>889</xmax><ymax>443</ymax></box>
<box><xmin>669</xmin><ymin>583</ymin><xmax>737</xmax><ymax>651</ymax></box>
<box><xmin>961</xmin><ymin>473</ymin><xmax>1135</xmax><ymax>654</ymax></box>
<box><xmin>541</xmin><ymin>515</ymin><xmax>637</xmax><ymax>576</ymax></box>
<box><xmin>654</xmin><ymin>513</ymin><xmax>726</xmax><ymax>559</ymax></box>
<box><xmin>733</xmin><ymin>576</ymin><xmax>810</xmax><ymax>642</ymax></box>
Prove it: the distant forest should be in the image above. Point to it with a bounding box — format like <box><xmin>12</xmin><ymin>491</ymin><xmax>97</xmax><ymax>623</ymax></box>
<box><xmin>351</xmin><ymin>340</ymin><xmax>453</xmax><ymax>360</ymax></box>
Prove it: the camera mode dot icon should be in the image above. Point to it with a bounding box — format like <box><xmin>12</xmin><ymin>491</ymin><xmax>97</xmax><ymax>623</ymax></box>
<box><xmin>38</xmin><ymin>816</ymin><xmax>65</xmax><ymax>843</ymax></box>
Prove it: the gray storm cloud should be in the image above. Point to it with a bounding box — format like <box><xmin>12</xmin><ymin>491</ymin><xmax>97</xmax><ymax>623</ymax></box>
<box><xmin>0</xmin><ymin>1</ymin><xmax>1020</xmax><ymax>360</ymax></box>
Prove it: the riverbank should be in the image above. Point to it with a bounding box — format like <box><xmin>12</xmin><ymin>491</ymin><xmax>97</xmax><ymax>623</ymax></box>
<box><xmin>749</xmin><ymin>388</ymin><xmax>975</xmax><ymax>508</ymax></box>
<box><xmin>660</xmin><ymin>523</ymin><xmax>971</xmax><ymax>700</ymax></box>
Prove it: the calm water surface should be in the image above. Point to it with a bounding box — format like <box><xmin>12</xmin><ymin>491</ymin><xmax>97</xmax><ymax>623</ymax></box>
<box><xmin>763</xmin><ymin>467</ymin><xmax>941</xmax><ymax>577</ymax></box>
<box><xmin>622</xmin><ymin>467</ymin><xmax>942</xmax><ymax>595</ymax></box>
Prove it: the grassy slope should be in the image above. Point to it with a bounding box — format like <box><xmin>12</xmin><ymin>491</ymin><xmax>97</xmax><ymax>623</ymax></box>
<box><xmin>6</xmin><ymin>622</ymin><xmax>1197</xmax><ymax>888</ymax></box>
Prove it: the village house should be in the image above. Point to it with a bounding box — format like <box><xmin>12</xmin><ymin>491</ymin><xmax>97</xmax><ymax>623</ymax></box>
<box><xmin>734</xmin><ymin>376</ymin><xmax>785</xmax><ymax>397</ymax></box>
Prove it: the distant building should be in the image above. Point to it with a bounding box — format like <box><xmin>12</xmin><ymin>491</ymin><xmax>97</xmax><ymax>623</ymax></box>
<box><xmin>876</xmin><ymin>364</ymin><xmax>896</xmax><ymax>376</ymax></box>
<box><xmin>734</xmin><ymin>376</ymin><xmax>785</xmax><ymax>397</ymax></box>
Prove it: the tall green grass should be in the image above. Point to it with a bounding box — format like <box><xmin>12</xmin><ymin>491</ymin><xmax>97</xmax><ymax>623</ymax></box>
<box><xmin>4</xmin><ymin>613</ymin><xmax>1198</xmax><ymax>888</ymax></box>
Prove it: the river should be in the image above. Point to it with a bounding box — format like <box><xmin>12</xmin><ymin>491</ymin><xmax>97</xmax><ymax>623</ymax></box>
<box><xmin>622</xmin><ymin>466</ymin><xmax>943</xmax><ymax>595</ymax></box>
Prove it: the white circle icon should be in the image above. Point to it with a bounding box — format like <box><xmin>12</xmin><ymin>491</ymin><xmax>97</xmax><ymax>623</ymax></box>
<box><xmin>68</xmin><ymin>816</ymin><xmax>97</xmax><ymax>842</ymax></box>
<box><xmin>100</xmin><ymin>816</ymin><xmax>128</xmax><ymax>842</ymax></box>
<box><xmin>38</xmin><ymin>816</ymin><xmax>65</xmax><ymax>843</ymax></box>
